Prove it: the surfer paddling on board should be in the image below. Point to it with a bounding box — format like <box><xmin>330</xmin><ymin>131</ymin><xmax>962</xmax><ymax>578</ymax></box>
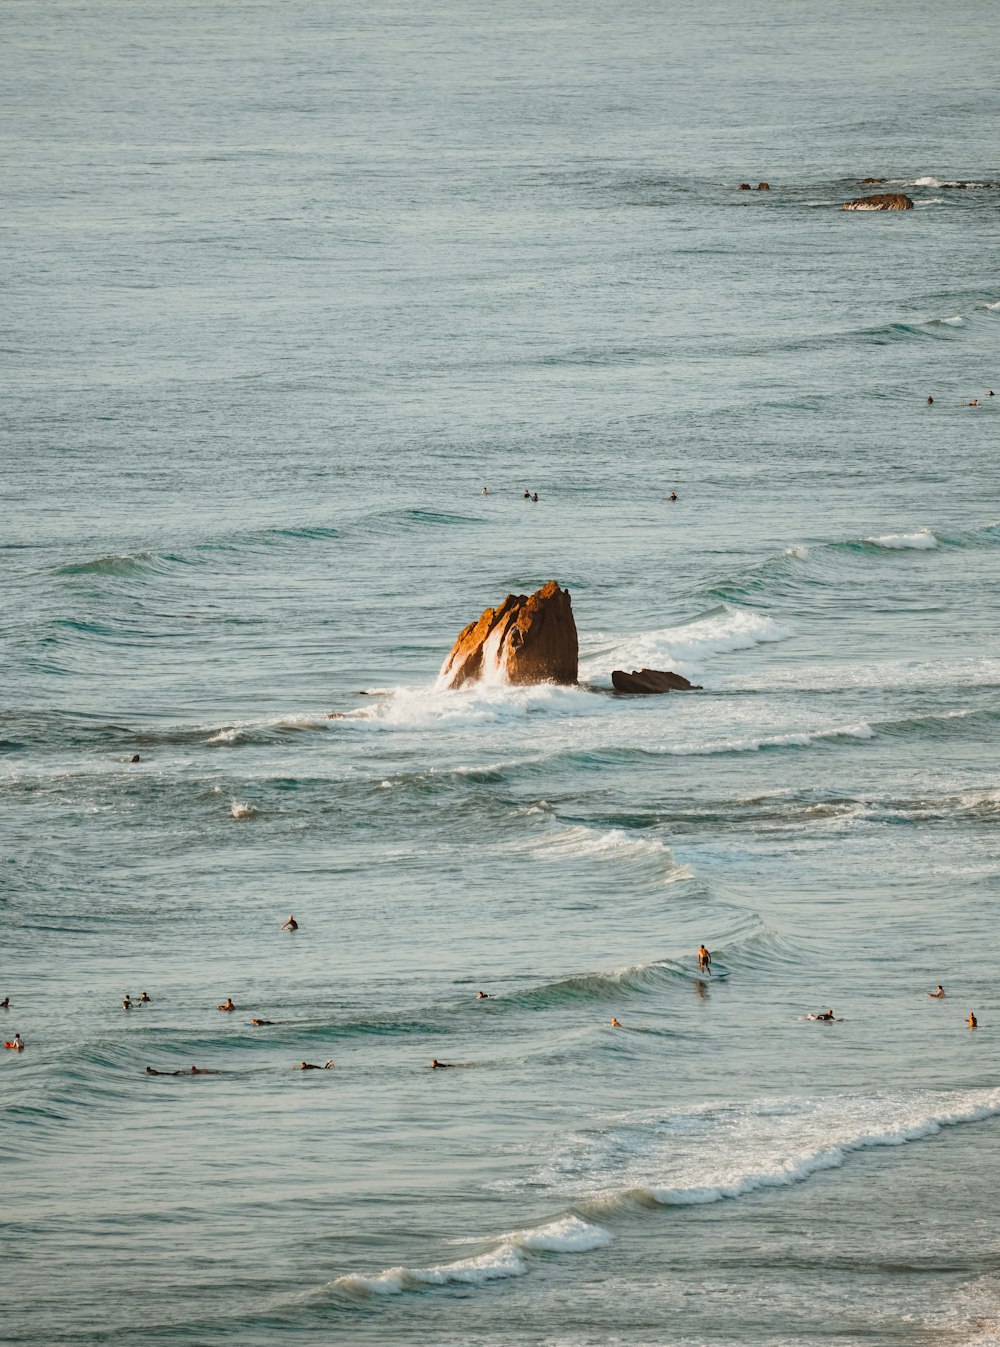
<box><xmin>295</xmin><ymin>1061</ymin><xmax>333</xmax><ymax>1070</ymax></box>
<box><xmin>282</xmin><ymin>915</ymin><xmax>298</xmax><ymax>931</ymax></box>
<box><xmin>5</xmin><ymin>1034</ymin><xmax>24</xmax><ymax>1051</ymax></box>
<box><xmin>807</xmin><ymin>1009</ymin><xmax>838</xmax><ymax>1021</ymax></box>
<box><xmin>217</xmin><ymin>998</ymin><xmax>236</xmax><ymax>1012</ymax></box>
<box><xmin>697</xmin><ymin>944</ymin><xmax>712</xmax><ymax>975</ymax></box>
<box><xmin>967</xmin><ymin>1012</ymin><xmax>978</xmax><ymax>1028</ymax></box>
<box><xmin>927</xmin><ymin>985</ymin><xmax>945</xmax><ymax>998</ymax></box>
<box><xmin>610</xmin><ymin>1018</ymin><xmax>623</xmax><ymax>1028</ymax></box>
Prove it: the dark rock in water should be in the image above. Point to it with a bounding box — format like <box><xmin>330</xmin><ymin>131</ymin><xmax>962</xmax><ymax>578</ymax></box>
<box><xmin>737</xmin><ymin>182</ymin><xmax>752</xmax><ymax>190</ymax></box>
<box><xmin>438</xmin><ymin>581</ymin><xmax>578</xmax><ymax>689</ymax></box>
<box><xmin>757</xmin><ymin>181</ymin><xmax>770</xmax><ymax>191</ymax></box>
<box><xmin>611</xmin><ymin>668</ymin><xmax>702</xmax><ymax>694</ymax></box>
<box><xmin>841</xmin><ymin>193</ymin><xmax>913</xmax><ymax>211</ymax></box>
<box><xmin>859</xmin><ymin>177</ymin><xmax>886</xmax><ymax>184</ymax></box>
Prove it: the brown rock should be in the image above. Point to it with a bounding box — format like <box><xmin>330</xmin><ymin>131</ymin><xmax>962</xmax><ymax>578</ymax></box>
<box><xmin>611</xmin><ymin>668</ymin><xmax>702</xmax><ymax>694</ymax></box>
<box><xmin>841</xmin><ymin>193</ymin><xmax>913</xmax><ymax>211</ymax></box>
<box><xmin>859</xmin><ymin>177</ymin><xmax>886</xmax><ymax>184</ymax></box>
<box><xmin>438</xmin><ymin>581</ymin><xmax>578</xmax><ymax>689</ymax></box>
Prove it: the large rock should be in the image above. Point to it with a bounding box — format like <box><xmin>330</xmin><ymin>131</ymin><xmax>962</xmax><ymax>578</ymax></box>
<box><xmin>438</xmin><ymin>581</ymin><xmax>578</xmax><ymax>689</ymax></box>
<box><xmin>611</xmin><ymin>668</ymin><xmax>702</xmax><ymax>694</ymax></box>
<box><xmin>841</xmin><ymin>193</ymin><xmax>913</xmax><ymax>211</ymax></box>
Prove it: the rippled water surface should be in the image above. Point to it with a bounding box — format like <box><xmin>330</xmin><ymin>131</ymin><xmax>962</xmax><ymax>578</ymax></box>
<box><xmin>3</xmin><ymin>1</ymin><xmax>1000</xmax><ymax>1343</ymax></box>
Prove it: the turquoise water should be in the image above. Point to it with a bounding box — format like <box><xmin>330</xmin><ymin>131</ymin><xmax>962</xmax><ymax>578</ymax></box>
<box><xmin>4</xmin><ymin>1</ymin><xmax>1000</xmax><ymax>1342</ymax></box>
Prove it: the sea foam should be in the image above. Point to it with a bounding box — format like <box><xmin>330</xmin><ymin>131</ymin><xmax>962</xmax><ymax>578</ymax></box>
<box><xmin>863</xmin><ymin>529</ymin><xmax>938</xmax><ymax>550</ymax></box>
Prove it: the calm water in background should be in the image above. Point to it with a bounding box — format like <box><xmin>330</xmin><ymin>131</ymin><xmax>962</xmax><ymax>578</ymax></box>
<box><xmin>3</xmin><ymin>1</ymin><xmax>1000</xmax><ymax>1342</ymax></box>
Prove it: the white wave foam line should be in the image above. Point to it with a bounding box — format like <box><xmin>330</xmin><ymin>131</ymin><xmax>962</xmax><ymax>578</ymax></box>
<box><xmin>205</xmin><ymin>714</ymin><xmax>330</xmax><ymax>744</ymax></box>
<box><xmin>784</xmin><ymin>543</ymin><xmax>809</xmax><ymax>559</ymax></box>
<box><xmin>324</xmin><ymin>1216</ymin><xmax>610</xmax><ymax>1300</ymax></box>
<box><xmin>229</xmin><ymin>800</ymin><xmax>257</xmax><ymax>819</ymax></box>
<box><xmin>528</xmin><ymin>824</ymin><xmax>678</xmax><ymax>864</ymax></box>
<box><xmin>864</xmin><ymin>529</ymin><xmax>938</xmax><ymax>549</ymax></box>
<box><xmin>984</xmin><ymin>301</ymin><xmax>1000</xmax><ymax>311</ymax></box>
<box><xmin>723</xmin><ymin>656</ymin><xmax>1000</xmax><ymax>693</ymax></box>
<box><xmin>937</xmin><ymin>315</ymin><xmax>966</xmax><ymax>326</ymax></box>
<box><xmin>540</xmin><ymin>1090</ymin><xmax>1000</xmax><ymax>1214</ymax></box>
<box><xmin>581</xmin><ymin>605</ymin><xmax>794</xmax><ymax>681</ymax></box>
<box><xmin>656</xmin><ymin>720</ymin><xmax>874</xmax><ymax>756</ymax></box>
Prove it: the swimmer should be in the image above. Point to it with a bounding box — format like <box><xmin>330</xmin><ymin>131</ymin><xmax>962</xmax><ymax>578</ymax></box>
<box><xmin>968</xmin><ymin>1012</ymin><xmax>978</xmax><ymax>1028</ymax></box>
<box><xmin>697</xmin><ymin>944</ymin><xmax>712</xmax><ymax>974</ymax></box>
<box><xmin>926</xmin><ymin>396</ymin><xmax>934</xmax><ymax>404</ymax></box>
<box><xmin>990</xmin><ymin>391</ymin><xmax>995</xmax><ymax>397</ymax></box>
<box><xmin>964</xmin><ymin>399</ymin><xmax>979</xmax><ymax>407</ymax></box>
<box><xmin>610</xmin><ymin>1017</ymin><xmax>622</xmax><ymax>1028</ymax></box>
<box><xmin>249</xmin><ymin>1018</ymin><xmax>279</xmax><ymax>1026</ymax></box>
<box><xmin>122</xmin><ymin>995</ymin><xmax>133</xmax><ymax>1011</ymax></box>
<box><xmin>295</xmin><ymin>1061</ymin><xmax>334</xmax><ymax>1070</ymax></box>
<box><xmin>0</xmin><ymin>997</ymin><xmax>9</xmax><ymax>1010</ymax></box>
<box><xmin>217</xmin><ymin>998</ymin><xmax>236</xmax><ymax>1012</ymax></box>
<box><xmin>431</xmin><ymin>1059</ymin><xmax>451</xmax><ymax>1068</ymax></box>
<box><xmin>189</xmin><ymin>1065</ymin><xmax>219</xmax><ymax>1075</ymax></box>
<box><xmin>523</xmin><ymin>489</ymin><xmax>531</xmax><ymax>499</ymax></box>
<box><xmin>139</xmin><ymin>992</ymin><xmax>150</xmax><ymax>1003</ymax></box>
<box><xmin>668</xmin><ymin>491</ymin><xmax>678</xmax><ymax>501</ymax></box>
<box><xmin>808</xmin><ymin>1009</ymin><xmax>837</xmax><ymax>1021</ymax></box>
<box><xmin>145</xmin><ymin>1066</ymin><xmax>183</xmax><ymax>1076</ymax></box>
<box><xmin>927</xmin><ymin>985</ymin><xmax>945</xmax><ymax>998</ymax></box>
<box><xmin>532</xmin><ymin>492</ymin><xmax>538</xmax><ymax>502</ymax></box>
<box><xmin>130</xmin><ymin>754</ymin><xmax>141</xmax><ymax>763</ymax></box>
<box><xmin>5</xmin><ymin>1034</ymin><xmax>24</xmax><ymax>1051</ymax></box>
<box><xmin>282</xmin><ymin>915</ymin><xmax>298</xmax><ymax>931</ymax></box>
<box><xmin>476</xmin><ymin>991</ymin><xmax>493</xmax><ymax>1000</ymax></box>
<box><xmin>481</xmin><ymin>487</ymin><xmax>489</xmax><ymax>496</ymax></box>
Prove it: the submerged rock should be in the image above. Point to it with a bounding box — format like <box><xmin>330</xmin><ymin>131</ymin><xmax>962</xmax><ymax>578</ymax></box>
<box><xmin>859</xmin><ymin>177</ymin><xmax>887</xmax><ymax>184</ymax></box>
<box><xmin>611</xmin><ymin>668</ymin><xmax>702</xmax><ymax>694</ymax></box>
<box><xmin>438</xmin><ymin>581</ymin><xmax>578</xmax><ymax>689</ymax></box>
<box><xmin>841</xmin><ymin>193</ymin><xmax>913</xmax><ymax>211</ymax></box>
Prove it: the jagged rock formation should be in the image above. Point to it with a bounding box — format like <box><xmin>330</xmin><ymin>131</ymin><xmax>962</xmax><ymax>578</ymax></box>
<box><xmin>438</xmin><ymin>581</ymin><xmax>578</xmax><ymax>689</ymax></box>
<box><xmin>611</xmin><ymin>668</ymin><xmax>702</xmax><ymax>694</ymax></box>
<box><xmin>841</xmin><ymin>193</ymin><xmax>913</xmax><ymax>211</ymax></box>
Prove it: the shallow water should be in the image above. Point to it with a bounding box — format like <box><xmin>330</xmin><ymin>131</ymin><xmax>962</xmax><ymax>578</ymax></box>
<box><xmin>3</xmin><ymin>1</ymin><xmax>1000</xmax><ymax>1343</ymax></box>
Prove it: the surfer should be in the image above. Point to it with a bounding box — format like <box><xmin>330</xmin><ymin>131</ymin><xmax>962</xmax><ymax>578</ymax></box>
<box><xmin>122</xmin><ymin>995</ymin><xmax>133</xmax><ymax>1010</ymax></box>
<box><xmin>249</xmin><ymin>1018</ymin><xmax>279</xmax><ymax>1026</ymax></box>
<box><xmin>146</xmin><ymin>1066</ymin><xmax>183</xmax><ymax>1076</ymax></box>
<box><xmin>139</xmin><ymin>992</ymin><xmax>151</xmax><ymax>1003</ymax></box>
<box><xmin>282</xmin><ymin>914</ymin><xmax>298</xmax><ymax>931</ymax></box>
<box><xmin>523</xmin><ymin>489</ymin><xmax>531</xmax><ymax>498</ymax></box>
<box><xmin>476</xmin><ymin>991</ymin><xmax>493</xmax><ymax>1000</ymax></box>
<box><xmin>189</xmin><ymin>1066</ymin><xmax>219</xmax><ymax>1075</ymax></box>
<box><xmin>926</xmin><ymin>396</ymin><xmax>934</xmax><ymax>404</ymax></box>
<box><xmin>668</xmin><ymin>491</ymin><xmax>679</xmax><ymax>501</ymax></box>
<box><xmin>5</xmin><ymin>1034</ymin><xmax>24</xmax><ymax>1051</ymax></box>
<box><xmin>217</xmin><ymin>998</ymin><xmax>236</xmax><ymax>1012</ymax></box>
<box><xmin>295</xmin><ymin>1061</ymin><xmax>334</xmax><ymax>1070</ymax></box>
<box><xmin>927</xmin><ymin>985</ymin><xmax>945</xmax><ymax>998</ymax></box>
<box><xmin>481</xmin><ymin>487</ymin><xmax>489</xmax><ymax>495</ymax></box>
<box><xmin>0</xmin><ymin>997</ymin><xmax>9</xmax><ymax>1009</ymax></box>
<box><xmin>532</xmin><ymin>492</ymin><xmax>539</xmax><ymax>502</ymax></box>
<box><xmin>610</xmin><ymin>1018</ymin><xmax>623</xmax><ymax>1028</ymax></box>
<box><xmin>967</xmin><ymin>1012</ymin><xmax>978</xmax><ymax>1028</ymax></box>
<box><xmin>697</xmin><ymin>944</ymin><xmax>712</xmax><ymax>974</ymax></box>
<box><xmin>808</xmin><ymin>1009</ymin><xmax>837</xmax><ymax>1021</ymax></box>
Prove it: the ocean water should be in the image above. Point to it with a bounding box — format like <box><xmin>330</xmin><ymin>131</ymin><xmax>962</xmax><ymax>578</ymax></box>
<box><xmin>3</xmin><ymin>1</ymin><xmax>1000</xmax><ymax>1343</ymax></box>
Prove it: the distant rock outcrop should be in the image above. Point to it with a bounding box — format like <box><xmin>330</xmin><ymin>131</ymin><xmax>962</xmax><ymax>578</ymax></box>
<box><xmin>438</xmin><ymin>581</ymin><xmax>578</xmax><ymax>689</ymax></box>
<box><xmin>611</xmin><ymin>668</ymin><xmax>702</xmax><ymax>694</ymax></box>
<box><xmin>841</xmin><ymin>193</ymin><xmax>913</xmax><ymax>211</ymax></box>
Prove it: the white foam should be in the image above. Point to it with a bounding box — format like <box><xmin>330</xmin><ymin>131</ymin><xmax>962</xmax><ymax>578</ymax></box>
<box><xmin>864</xmin><ymin>529</ymin><xmax>938</xmax><ymax>549</ymax></box>
<box><xmin>333</xmin><ymin>681</ymin><xmax>604</xmax><ymax>733</ymax></box>
<box><xmin>229</xmin><ymin>800</ymin><xmax>257</xmax><ymax>819</ymax></box>
<box><xmin>324</xmin><ymin>1216</ymin><xmax>609</xmax><ymax>1300</ymax></box>
<box><xmin>984</xmin><ymin>301</ymin><xmax>1000</xmax><ymax>311</ymax></box>
<box><xmin>784</xmin><ymin>543</ymin><xmax>809</xmax><ymax>559</ymax></box>
<box><xmin>911</xmin><ymin>176</ymin><xmax>943</xmax><ymax>187</ymax></box>
<box><xmin>537</xmin><ymin>1090</ymin><xmax>1000</xmax><ymax>1213</ymax></box>
<box><xmin>939</xmin><ymin>315</ymin><xmax>966</xmax><ymax>326</ymax></box>
<box><xmin>654</xmin><ymin>720</ymin><xmax>874</xmax><ymax>756</ymax></box>
<box><xmin>581</xmin><ymin>605</ymin><xmax>794</xmax><ymax>681</ymax></box>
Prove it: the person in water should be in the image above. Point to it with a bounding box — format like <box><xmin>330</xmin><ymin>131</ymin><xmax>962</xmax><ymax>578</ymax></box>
<box><xmin>249</xmin><ymin>1018</ymin><xmax>279</xmax><ymax>1026</ymax></box>
<box><xmin>481</xmin><ymin>487</ymin><xmax>489</xmax><ymax>495</ymax></box>
<box><xmin>476</xmin><ymin>991</ymin><xmax>492</xmax><ymax>1000</ymax></box>
<box><xmin>295</xmin><ymin>1061</ymin><xmax>334</xmax><ymax>1070</ymax></box>
<box><xmin>610</xmin><ymin>1018</ymin><xmax>622</xmax><ymax>1028</ymax></box>
<box><xmin>189</xmin><ymin>1065</ymin><xmax>219</xmax><ymax>1075</ymax></box>
<box><xmin>523</xmin><ymin>489</ymin><xmax>531</xmax><ymax>499</ymax></box>
<box><xmin>810</xmin><ymin>1009</ymin><xmax>837</xmax><ymax>1021</ymax></box>
<box><xmin>130</xmin><ymin>754</ymin><xmax>141</xmax><ymax>763</ymax></box>
<box><xmin>926</xmin><ymin>396</ymin><xmax>934</xmax><ymax>404</ymax></box>
<box><xmin>139</xmin><ymin>992</ymin><xmax>150</xmax><ymax>1003</ymax></box>
<box><xmin>697</xmin><ymin>944</ymin><xmax>712</xmax><ymax>974</ymax></box>
<box><xmin>532</xmin><ymin>492</ymin><xmax>538</xmax><ymax>501</ymax></box>
<box><xmin>927</xmin><ymin>985</ymin><xmax>945</xmax><ymax>998</ymax></box>
<box><xmin>146</xmin><ymin>1066</ymin><xmax>183</xmax><ymax>1076</ymax></box>
<box><xmin>122</xmin><ymin>995</ymin><xmax>133</xmax><ymax>1011</ymax></box>
<box><xmin>668</xmin><ymin>491</ymin><xmax>679</xmax><ymax>501</ymax></box>
<box><xmin>967</xmin><ymin>1012</ymin><xmax>978</xmax><ymax>1028</ymax></box>
<box><xmin>282</xmin><ymin>915</ymin><xmax>298</xmax><ymax>931</ymax></box>
<box><xmin>217</xmin><ymin>998</ymin><xmax>236</xmax><ymax>1012</ymax></box>
<box><xmin>5</xmin><ymin>1034</ymin><xmax>24</xmax><ymax>1051</ymax></box>
<box><xmin>0</xmin><ymin>997</ymin><xmax>9</xmax><ymax>1009</ymax></box>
